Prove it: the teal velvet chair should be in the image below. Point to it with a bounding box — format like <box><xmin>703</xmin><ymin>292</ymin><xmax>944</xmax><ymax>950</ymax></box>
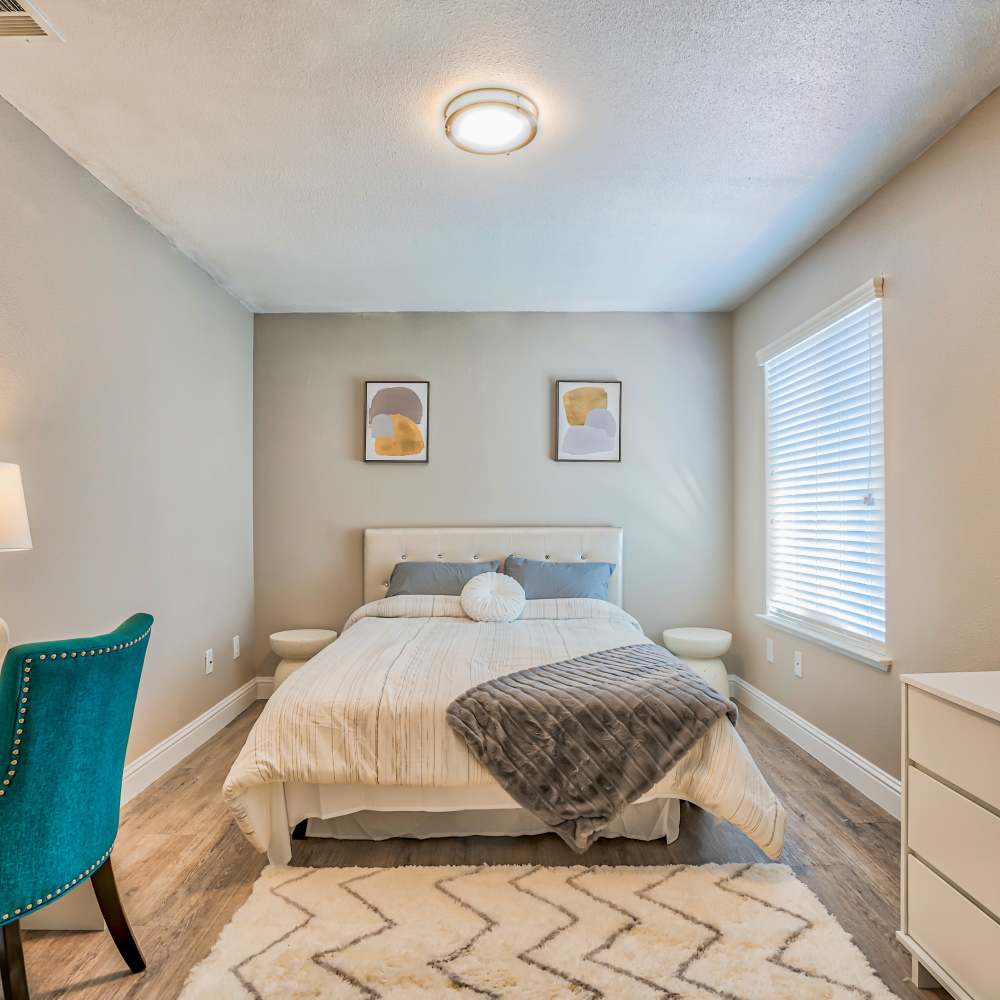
<box><xmin>0</xmin><ymin>614</ymin><xmax>152</xmax><ymax>1000</ymax></box>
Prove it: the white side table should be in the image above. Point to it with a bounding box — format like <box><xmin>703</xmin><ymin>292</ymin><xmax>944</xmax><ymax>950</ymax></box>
<box><xmin>271</xmin><ymin>629</ymin><xmax>337</xmax><ymax>689</ymax></box>
<box><xmin>662</xmin><ymin>627</ymin><xmax>732</xmax><ymax>699</ymax></box>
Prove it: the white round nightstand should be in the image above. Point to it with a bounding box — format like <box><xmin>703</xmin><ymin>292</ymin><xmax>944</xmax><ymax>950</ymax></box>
<box><xmin>271</xmin><ymin>628</ymin><xmax>338</xmax><ymax>690</ymax></box>
<box><xmin>662</xmin><ymin>627</ymin><xmax>732</xmax><ymax>699</ymax></box>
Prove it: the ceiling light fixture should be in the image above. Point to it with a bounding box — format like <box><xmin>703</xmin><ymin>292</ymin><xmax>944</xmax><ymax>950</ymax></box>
<box><xmin>444</xmin><ymin>88</ymin><xmax>538</xmax><ymax>155</ymax></box>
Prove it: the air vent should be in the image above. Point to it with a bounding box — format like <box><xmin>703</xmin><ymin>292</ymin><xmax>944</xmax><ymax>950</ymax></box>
<box><xmin>0</xmin><ymin>0</ymin><xmax>59</xmax><ymax>39</ymax></box>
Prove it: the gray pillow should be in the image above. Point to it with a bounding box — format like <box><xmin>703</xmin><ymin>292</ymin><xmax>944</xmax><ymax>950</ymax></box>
<box><xmin>504</xmin><ymin>556</ymin><xmax>615</xmax><ymax>600</ymax></box>
<box><xmin>386</xmin><ymin>560</ymin><xmax>500</xmax><ymax>597</ymax></box>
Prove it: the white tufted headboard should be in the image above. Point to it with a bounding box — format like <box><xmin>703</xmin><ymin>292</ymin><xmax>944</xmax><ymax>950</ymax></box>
<box><xmin>364</xmin><ymin>527</ymin><xmax>624</xmax><ymax>607</ymax></box>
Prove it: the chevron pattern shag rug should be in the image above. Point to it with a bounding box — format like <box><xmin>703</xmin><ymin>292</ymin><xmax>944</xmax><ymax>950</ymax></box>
<box><xmin>181</xmin><ymin>864</ymin><xmax>899</xmax><ymax>999</ymax></box>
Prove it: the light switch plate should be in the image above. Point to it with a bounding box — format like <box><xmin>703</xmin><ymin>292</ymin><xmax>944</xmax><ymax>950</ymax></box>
<box><xmin>232</xmin><ymin>635</ymin><xmax>240</xmax><ymax>659</ymax></box>
<box><xmin>793</xmin><ymin>650</ymin><xmax>803</xmax><ymax>678</ymax></box>
<box><xmin>205</xmin><ymin>648</ymin><xmax>214</xmax><ymax>675</ymax></box>
<box><xmin>766</xmin><ymin>638</ymin><xmax>774</xmax><ymax>663</ymax></box>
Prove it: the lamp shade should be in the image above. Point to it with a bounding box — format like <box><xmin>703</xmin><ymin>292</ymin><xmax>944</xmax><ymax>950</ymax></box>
<box><xmin>0</xmin><ymin>463</ymin><xmax>32</xmax><ymax>551</ymax></box>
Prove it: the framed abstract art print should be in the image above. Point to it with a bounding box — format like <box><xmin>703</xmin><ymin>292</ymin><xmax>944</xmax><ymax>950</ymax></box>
<box><xmin>365</xmin><ymin>381</ymin><xmax>429</xmax><ymax>462</ymax></box>
<box><xmin>555</xmin><ymin>380</ymin><xmax>621</xmax><ymax>462</ymax></box>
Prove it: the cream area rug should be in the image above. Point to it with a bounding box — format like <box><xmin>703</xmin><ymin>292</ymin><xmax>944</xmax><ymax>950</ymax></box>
<box><xmin>181</xmin><ymin>864</ymin><xmax>899</xmax><ymax>999</ymax></box>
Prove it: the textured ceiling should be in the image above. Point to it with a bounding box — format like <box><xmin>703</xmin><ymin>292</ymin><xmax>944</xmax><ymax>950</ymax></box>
<box><xmin>2</xmin><ymin>1</ymin><xmax>1000</xmax><ymax>312</ymax></box>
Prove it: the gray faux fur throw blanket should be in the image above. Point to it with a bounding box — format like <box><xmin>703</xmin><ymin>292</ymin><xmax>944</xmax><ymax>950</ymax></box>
<box><xmin>446</xmin><ymin>642</ymin><xmax>737</xmax><ymax>852</ymax></box>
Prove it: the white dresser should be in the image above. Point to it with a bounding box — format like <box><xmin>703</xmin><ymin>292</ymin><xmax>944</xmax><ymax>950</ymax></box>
<box><xmin>899</xmin><ymin>672</ymin><xmax>1000</xmax><ymax>1000</ymax></box>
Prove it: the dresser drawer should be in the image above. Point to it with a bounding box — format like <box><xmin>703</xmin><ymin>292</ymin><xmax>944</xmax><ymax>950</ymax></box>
<box><xmin>908</xmin><ymin>688</ymin><xmax>1000</xmax><ymax>812</ymax></box>
<box><xmin>908</xmin><ymin>766</ymin><xmax>1000</xmax><ymax>920</ymax></box>
<box><xmin>907</xmin><ymin>855</ymin><xmax>1000</xmax><ymax>1000</ymax></box>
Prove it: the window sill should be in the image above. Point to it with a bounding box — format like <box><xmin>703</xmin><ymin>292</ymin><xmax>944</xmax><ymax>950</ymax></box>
<box><xmin>756</xmin><ymin>613</ymin><xmax>892</xmax><ymax>672</ymax></box>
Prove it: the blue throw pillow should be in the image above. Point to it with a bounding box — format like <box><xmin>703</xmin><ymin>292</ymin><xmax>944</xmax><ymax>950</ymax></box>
<box><xmin>504</xmin><ymin>556</ymin><xmax>615</xmax><ymax>600</ymax></box>
<box><xmin>386</xmin><ymin>560</ymin><xmax>500</xmax><ymax>597</ymax></box>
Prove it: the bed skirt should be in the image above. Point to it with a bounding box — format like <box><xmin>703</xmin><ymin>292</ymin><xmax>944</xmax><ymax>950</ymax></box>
<box><xmin>303</xmin><ymin>799</ymin><xmax>681</xmax><ymax>843</ymax></box>
<box><xmin>251</xmin><ymin>782</ymin><xmax>681</xmax><ymax>863</ymax></box>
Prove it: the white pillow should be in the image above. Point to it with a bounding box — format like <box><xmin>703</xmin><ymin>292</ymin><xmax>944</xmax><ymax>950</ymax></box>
<box><xmin>461</xmin><ymin>572</ymin><xmax>525</xmax><ymax>623</ymax></box>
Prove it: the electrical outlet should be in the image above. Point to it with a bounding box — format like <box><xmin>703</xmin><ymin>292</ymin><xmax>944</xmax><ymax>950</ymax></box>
<box><xmin>232</xmin><ymin>635</ymin><xmax>241</xmax><ymax>659</ymax></box>
<box><xmin>205</xmin><ymin>648</ymin><xmax>214</xmax><ymax>675</ymax></box>
<box><xmin>793</xmin><ymin>650</ymin><xmax>803</xmax><ymax>678</ymax></box>
<box><xmin>766</xmin><ymin>638</ymin><xmax>774</xmax><ymax>663</ymax></box>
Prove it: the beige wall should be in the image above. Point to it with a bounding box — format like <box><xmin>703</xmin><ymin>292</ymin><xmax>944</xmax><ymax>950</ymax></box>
<box><xmin>732</xmin><ymin>88</ymin><xmax>1000</xmax><ymax>776</ymax></box>
<box><xmin>0</xmin><ymin>99</ymin><xmax>255</xmax><ymax>762</ymax></box>
<box><xmin>254</xmin><ymin>312</ymin><xmax>733</xmax><ymax>661</ymax></box>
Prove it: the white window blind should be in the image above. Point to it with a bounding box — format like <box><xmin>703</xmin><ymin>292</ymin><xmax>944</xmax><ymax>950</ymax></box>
<box><xmin>761</xmin><ymin>284</ymin><xmax>885</xmax><ymax>645</ymax></box>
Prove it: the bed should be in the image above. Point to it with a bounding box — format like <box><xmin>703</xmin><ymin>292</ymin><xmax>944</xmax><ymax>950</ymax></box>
<box><xmin>224</xmin><ymin>527</ymin><xmax>785</xmax><ymax>864</ymax></box>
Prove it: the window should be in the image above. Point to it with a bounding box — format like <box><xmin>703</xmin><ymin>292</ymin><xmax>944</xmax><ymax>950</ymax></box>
<box><xmin>758</xmin><ymin>279</ymin><xmax>887</xmax><ymax>661</ymax></box>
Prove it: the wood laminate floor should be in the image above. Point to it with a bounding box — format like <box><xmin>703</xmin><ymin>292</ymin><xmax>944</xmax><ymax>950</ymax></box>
<box><xmin>19</xmin><ymin>704</ymin><xmax>932</xmax><ymax>1000</ymax></box>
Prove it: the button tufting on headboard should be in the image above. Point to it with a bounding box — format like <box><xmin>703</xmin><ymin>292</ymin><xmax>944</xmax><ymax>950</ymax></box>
<box><xmin>363</xmin><ymin>527</ymin><xmax>623</xmax><ymax>608</ymax></box>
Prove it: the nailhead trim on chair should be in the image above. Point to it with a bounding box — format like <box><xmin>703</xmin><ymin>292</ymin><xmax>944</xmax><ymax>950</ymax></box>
<box><xmin>1</xmin><ymin>847</ymin><xmax>113</xmax><ymax>921</ymax></box>
<box><xmin>1</xmin><ymin>660</ymin><xmax>29</xmax><ymax>799</ymax></box>
<box><xmin>0</xmin><ymin>626</ymin><xmax>150</xmax><ymax>922</ymax></box>
<box><xmin>0</xmin><ymin>627</ymin><xmax>152</xmax><ymax>798</ymax></box>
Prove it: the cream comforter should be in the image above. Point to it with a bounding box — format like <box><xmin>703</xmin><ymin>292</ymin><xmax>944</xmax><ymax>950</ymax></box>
<box><xmin>223</xmin><ymin>597</ymin><xmax>785</xmax><ymax>859</ymax></box>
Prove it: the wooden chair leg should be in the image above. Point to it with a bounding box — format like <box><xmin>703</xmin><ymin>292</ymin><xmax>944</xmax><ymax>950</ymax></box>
<box><xmin>90</xmin><ymin>859</ymin><xmax>146</xmax><ymax>974</ymax></box>
<box><xmin>0</xmin><ymin>920</ymin><xmax>29</xmax><ymax>1000</ymax></box>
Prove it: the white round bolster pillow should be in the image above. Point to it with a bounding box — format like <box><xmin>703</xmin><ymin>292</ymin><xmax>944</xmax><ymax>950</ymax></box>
<box><xmin>460</xmin><ymin>572</ymin><xmax>526</xmax><ymax>623</ymax></box>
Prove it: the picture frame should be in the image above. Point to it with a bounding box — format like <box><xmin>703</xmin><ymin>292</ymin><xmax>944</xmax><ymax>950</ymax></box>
<box><xmin>555</xmin><ymin>379</ymin><xmax>621</xmax><ymax>462</ymax></box>
<box><xmin>364</xmin><ymin>381</ymin><xmax>430</xmax><ymax>463</ymax></box>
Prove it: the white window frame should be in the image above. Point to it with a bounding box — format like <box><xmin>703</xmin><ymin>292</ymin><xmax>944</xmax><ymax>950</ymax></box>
<box><xmin>756</xmin><ymin>277</ymin><xmax>891</xmax><ymax>672</ymax></box>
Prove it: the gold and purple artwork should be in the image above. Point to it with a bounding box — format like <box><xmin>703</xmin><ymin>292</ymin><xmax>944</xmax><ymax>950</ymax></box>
<box><xmin>556</xmin><ymin>380</ymin><xmax>621</xmax><ymax>462</ymax></box>
<box><xmin>365</xmin><ymin>381</ymin><xmax>429</xmax><ymax>462</ymax></box>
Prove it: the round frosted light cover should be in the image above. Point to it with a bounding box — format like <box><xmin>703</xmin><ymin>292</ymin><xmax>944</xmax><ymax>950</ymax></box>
<box><xmin>445</xmin><ymin>89</ymin><xmax>538</xmax><ymax>155</ymax></box>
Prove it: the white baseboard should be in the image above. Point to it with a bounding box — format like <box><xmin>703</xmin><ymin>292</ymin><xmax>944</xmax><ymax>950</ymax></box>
<box><xmin>121</xmin><ymin>676</ymin><xmax>271</xmax><ymax>804</ymax></box>
<box><xmin>730</xmin><ymin>676</ymin><xmax>901</xmax><ymax>819</ymax></box>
